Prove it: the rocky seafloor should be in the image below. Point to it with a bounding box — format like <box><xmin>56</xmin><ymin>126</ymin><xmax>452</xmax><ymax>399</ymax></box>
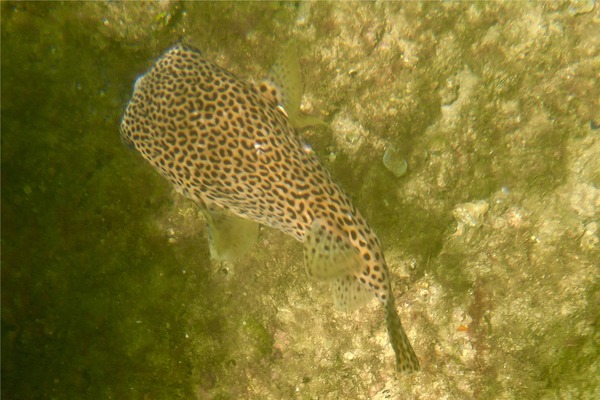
<box><xmin>2</xmin><ymin>2</ymin><xmax>598</xmax><ymax>399</ymax></box>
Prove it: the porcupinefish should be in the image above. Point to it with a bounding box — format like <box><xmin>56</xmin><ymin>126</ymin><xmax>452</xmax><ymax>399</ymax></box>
<box><xmin>120</xmin><ymin>42</ymin><xmax>420</xmax><ymax>372</ymax></box>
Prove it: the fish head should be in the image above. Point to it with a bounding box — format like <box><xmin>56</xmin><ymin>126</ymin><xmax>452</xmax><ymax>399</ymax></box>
<box><xmin>120</xmin><ymin>44</ymin><xmax>203</xmax><ymax>156</ymax></box>
<box><xmin>120</xmin><ymin>71</ymin><xmax>152</xmax><ymax>152</ymax></box>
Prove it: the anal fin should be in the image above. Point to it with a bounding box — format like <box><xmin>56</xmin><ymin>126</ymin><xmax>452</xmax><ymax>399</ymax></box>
<box><xmin>333</xmin><ymin>275</ymin><xmax>375</xmax><ymax>312</ymax></box>
<box><xmin>303</xmin><ymin>219</ymin><xmax>377</xmax><ymax>311</ymax></box>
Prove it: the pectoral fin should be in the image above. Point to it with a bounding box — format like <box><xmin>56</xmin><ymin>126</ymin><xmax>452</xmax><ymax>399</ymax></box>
<box><xmin>259</xmin><ymin>40</ymin><xmax>328</xmax><ymax>130</ymax></box>
<box><xmin>204</xmin><ymin>208</ymin><xmax>259</xmax><ymax>262</ymax></box>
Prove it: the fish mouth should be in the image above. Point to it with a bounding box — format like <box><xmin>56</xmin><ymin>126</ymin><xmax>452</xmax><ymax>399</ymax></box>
<box><xmin>120</xmin><ymin>73</ymin><xmax>147</xmax><ymax>151</ymax></box>
<box><xmin>119</xmin><ymin>112</ymin><xmax>137</xmax><ymax>150</ymax></box>
<box><xmin>132</xmin><ymin>73</ymin><xmax>146</xmax><ymax>94</ymax></box>
<box><xmin>120</xmin><ymin>132</ymin><xmax>136</xmax><ymax>150</ymax></box>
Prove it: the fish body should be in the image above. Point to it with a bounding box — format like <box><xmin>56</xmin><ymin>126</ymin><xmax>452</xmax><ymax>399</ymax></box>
<box><xmin>120</xmin><ymin>43</ymin><xmax>419</xmax><ymax>372</ymax></box>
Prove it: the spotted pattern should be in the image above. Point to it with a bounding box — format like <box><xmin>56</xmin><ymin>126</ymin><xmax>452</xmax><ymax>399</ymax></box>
<box><xmin>120</xmin><ymin>44</ymin><xmax>419</xmax><ymax>372</ymax></box>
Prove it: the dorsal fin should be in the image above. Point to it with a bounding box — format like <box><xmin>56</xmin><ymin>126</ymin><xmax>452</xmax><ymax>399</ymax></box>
<box><xmin>303</xmin><ymin>219</ymin><xmax>362</xmax><ymax>280</ymax></box>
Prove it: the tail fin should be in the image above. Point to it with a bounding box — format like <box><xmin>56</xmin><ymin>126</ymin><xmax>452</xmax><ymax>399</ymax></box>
<box><xmin>385</xmin><ymin>299</ymin><xmax>420</xmax><ymax>373</ymax></box>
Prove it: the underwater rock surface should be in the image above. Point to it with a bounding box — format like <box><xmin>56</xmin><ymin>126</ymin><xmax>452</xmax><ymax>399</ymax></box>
<box><xmin>2</xmin><ymin>1</ymin><xmax>599</xmax><ymax>399</ymax></box>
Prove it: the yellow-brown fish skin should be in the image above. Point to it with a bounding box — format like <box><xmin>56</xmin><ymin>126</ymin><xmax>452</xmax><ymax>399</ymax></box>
<box><xmin>121</xmin><ymin>44</ymin><xmax>419</xmax><ymax>372</ymax></box>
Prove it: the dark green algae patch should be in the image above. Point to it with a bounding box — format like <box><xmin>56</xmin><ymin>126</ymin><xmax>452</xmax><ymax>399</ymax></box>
<box><xmin>0</xmin><ymin>2</ymin><xmax>257</xmax><ymax>399</ymax></box>
<box><xmin>2</xmin><ymin>1</ymin><xmax>600</xmax><ymax>399</ymax></box>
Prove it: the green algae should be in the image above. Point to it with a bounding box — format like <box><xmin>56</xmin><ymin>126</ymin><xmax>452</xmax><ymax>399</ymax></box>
<box><xmin>1</xmin><ymin>2</ymin><xmax>234</xmax><ymax>398</ymax></box>
<box><xmin>242</xmin><ymin>316</ymin><xmax>274</xmax><ymax>358</ymax></box>
<box><xmin>2</xmin><ymin>1</ymin><xmax>599</xmax><ymax>399</ymax></box>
